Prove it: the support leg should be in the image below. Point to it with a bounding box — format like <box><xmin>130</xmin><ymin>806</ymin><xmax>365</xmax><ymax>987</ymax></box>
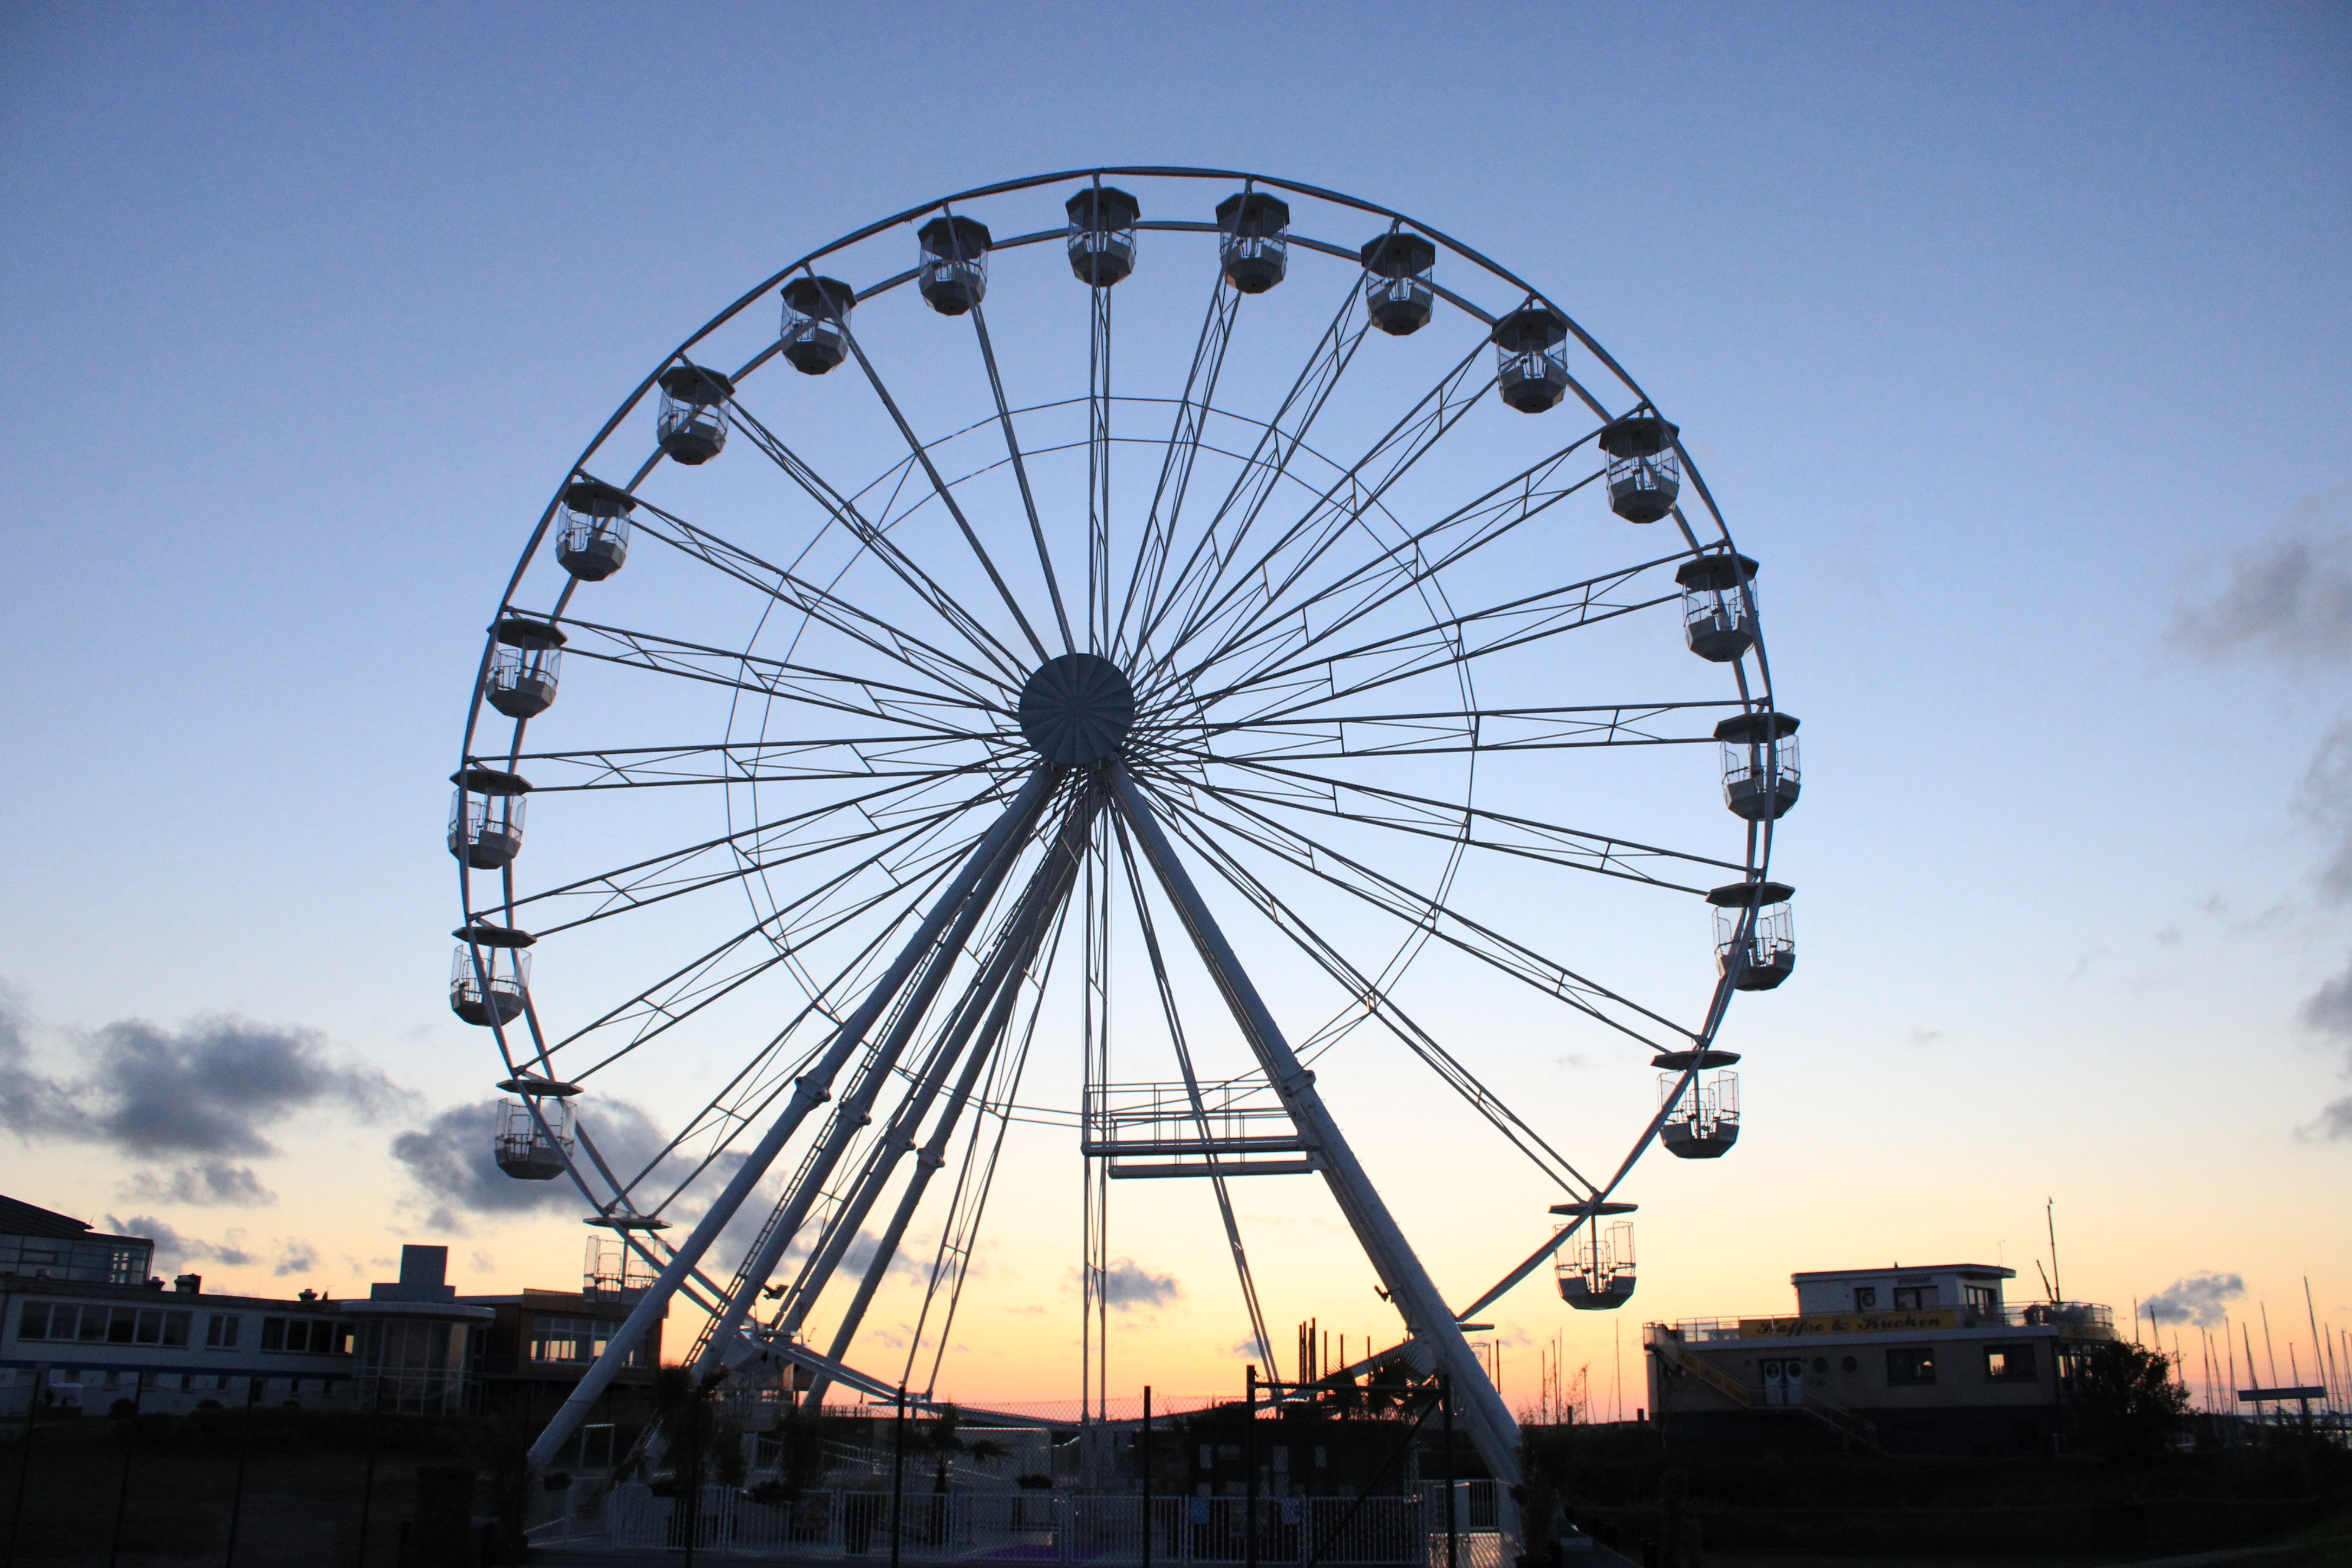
<box><xmin>524</xmin><ymin>767</ymin><xmax>1059</xmax><ymax>1471</ymax></box>
<box><xmin>1108</xmin><ymin>764</ymin><xmax>1523</xmax><ymax>1500</ymax></box>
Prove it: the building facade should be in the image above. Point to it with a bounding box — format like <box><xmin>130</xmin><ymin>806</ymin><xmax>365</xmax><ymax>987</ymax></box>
<box><xmin>1645</xmin><ymin>1261</ymin><xmax>2117</xmax><ymax>1455</ymax></box>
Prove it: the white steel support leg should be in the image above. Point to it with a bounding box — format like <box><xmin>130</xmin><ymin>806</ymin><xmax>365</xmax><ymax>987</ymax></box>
<box><xmin>770</xmin><ymin>796</ymin><xmax>1098</xmax><ymax>1347</ymax></box>
<box><xmin>1109</xmin><ymin>764</ymin><xmax>1524</xmax><ymax>1500</ymax></box>
<box><xmin>686</xmin><ymin>774</ymin><xmax>1068</xmax><ymax>1382</ymax></box>
<box><xmin>524</xmin><ymin>767</ymin><xmax>1059</xmax><ymax>1472</ymax></box>
<box><xmin>799</xmin><ymin>801</ymin><xmax>1094</xmax><ymax>1400</ymax></box>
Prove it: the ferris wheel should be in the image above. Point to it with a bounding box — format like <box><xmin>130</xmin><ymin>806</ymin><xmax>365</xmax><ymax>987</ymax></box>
<box><xmin>446</xmin><ymin>168</ymin><xmax>1800</xmax><ymax>1486</ymax></box>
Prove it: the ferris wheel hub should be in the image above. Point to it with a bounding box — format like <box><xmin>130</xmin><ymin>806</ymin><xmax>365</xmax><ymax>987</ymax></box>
<box><xmin>1017</xmin><ymin>652</ymin><xmax>1136</xmax><ymax>765</ymax></box>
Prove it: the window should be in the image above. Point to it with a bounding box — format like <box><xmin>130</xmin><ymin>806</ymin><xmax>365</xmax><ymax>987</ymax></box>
<box><xmin>259</xmin><ymin>1317</ymin><xmax>349</xmax><ymax>1355</ymax></box>
<box><xmin>1852</xmin><ymin>1287</ymin><xmax>1877</xmax><ymax>1308</ymax></box>
<box><xmin>1885</xmin><ymin>1348</ymin><xmax>1936</xmax><ymax>1386</ymax></box>
<box><xmin>1964</xmin><ymin>1285</ymin><xmax>1997</xmax><ymax>1313</ymax></box>
<box><xmin>18</xmin><ymin>1302</ymin><xmax>58</xmax><ymax>1340</ymax></box>
<box><xmin>207</xmin><ymin>1314</ymin><xmax>241</xmax><ymax>1349</ymax></box>
<box><xmin>1984</xmin><ymin>1344</ymin><xmax>2037</xmax><ymax>1382</ymax></box>
<box><xmin>527</xmin><ymin>1315</ymin><xmax>643</xmax><ymax>1367</ymax></box>
<box><xmin>1892</xmin><ymin>1286</ymin><xmax>1935</xmax><ymax>1310</ymax></box>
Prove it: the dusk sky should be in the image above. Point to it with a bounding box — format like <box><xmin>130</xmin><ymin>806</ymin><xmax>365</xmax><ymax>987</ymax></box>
<box><xmin>3</xmin><ymin>4</ymin><xmax>2347</xmax><ymax>1416</ymax></box>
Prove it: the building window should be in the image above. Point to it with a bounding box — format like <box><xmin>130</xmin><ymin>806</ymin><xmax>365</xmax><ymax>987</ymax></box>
<box><xmin>1964</xmin><ymin>1285</ymin><xmax>1997</xmax><ymax>1313</ymax></box>
<box><xmin>207</xmin><ymin>1314</ymin><xmax>241</xmax><ymax>1349</ymax></box>
<box><xmin>1886</xmin><ymin>1348</ymin><xmax>1936</xmax><ymax>1386</ymax></box>
<box><xmin>527</xmin><ymin>1315</ymin><xmax>642</xmax><ymax>1367</ymax></box>
<box><xmin>1892</xmin><ymin>1286</ymin><xmax>1935</xmax><ymax>1310</ymax></box>
<box><xmin>1984</xmin><ymin>1344</ymin><xmax>2037</xmax><ymax>1382</ymax></box>
<box><xmin>1852</xmin><ymin>1287</ymin><xmax>1877</xmax><ymax>1308</ymax></box>
<box><xmin>259</xmin><ymin>1317</ymin><xmax>351</xmax><ymax>1355</ymax></box>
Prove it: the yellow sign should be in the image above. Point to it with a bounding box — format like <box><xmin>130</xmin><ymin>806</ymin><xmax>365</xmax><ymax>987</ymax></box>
<box><xmin>1737</xmin><ymin>1308</ymin><xmax>1959</xmax><ymax>1338</ymax></box>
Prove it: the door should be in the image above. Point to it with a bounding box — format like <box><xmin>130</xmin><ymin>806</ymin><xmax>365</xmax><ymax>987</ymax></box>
<box><xmin>1760</xmin><ymin>1359</ymin><xmax>1788</xmax><ymax>1406</ymax></box>
<box><xmin>1782</xmin><ymin>1357</ymin><xmax>1807</xmax><ymax>1406</ymax></box>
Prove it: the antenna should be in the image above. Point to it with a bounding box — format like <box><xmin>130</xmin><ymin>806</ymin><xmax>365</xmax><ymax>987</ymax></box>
<box><xmin>2045</xmin><ymin>1197</ymin><xmax>2063</xmax><ymax>1302</ymax></box>
<box><xmin>2035</xmin><ymin>1259</ymin><xmax>2057</xmax><ymax>1303</ymax></box>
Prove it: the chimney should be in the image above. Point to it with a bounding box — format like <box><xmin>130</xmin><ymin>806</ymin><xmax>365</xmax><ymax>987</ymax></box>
<box><xmin>174</xmin><ymin>1274</ymin><xmax>201</xmax><ymax>1294</ymax></box>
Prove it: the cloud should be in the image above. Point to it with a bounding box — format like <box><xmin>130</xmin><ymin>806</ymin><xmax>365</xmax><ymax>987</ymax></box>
<box><xmin>121</xmin><ymin>1162</ymin><xmax>277</xmax><ymax>1207</ymax></box>
<box><xmin>2307</xmin><ymin>955</ymin><xmax>2352</xmax><ymax>1041</ymax></box>
<box><xmin>2307</xmin><ymin>1097</ymin><xmax>2352</xmax><ymax>1142</ymax></box>
<box><xmin>2295</xmin><ymin>721</ymin><xmax>2352</xmax><ymax>904</ymax></box>
<box><xmin>273</xmin><ymin>1239</ymin><xmax>321</xmax><ymax>1277</ymax></box>
<box><xmin>1</xmin><ymin>999</ymin><xmax>403</xmax><ymax>1161</ymax></box>
<box><xmin>1100</xmin><ymin>1259</ymin><xmax>1182</xmax><ymax>1312</ymax></box>
<box><xmin>2173</xmin><ymin>489</ymin><xmax>2352</xmax><ymax>669</ymax></box>
<box><xmin>2143</xmin><ymin>1272</ymin><xmax>2246</xmax><ymax>1328</ymax></box>
<box><xmin>110</xmin><ymin>1214</ymin><xmax>256</xmax><ymax>1271</ymax></box>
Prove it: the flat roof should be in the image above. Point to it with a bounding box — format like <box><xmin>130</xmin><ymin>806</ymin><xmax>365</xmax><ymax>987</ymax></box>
<box><xmin>1791</xmin><ymin>1263</ymin><xmax>2015</xmax><ymax>1282</ymax></box>
<box><xmin>0</xmin><ymin>1194</ymin><xmax>149</xmax><ymax>1246</ymax></box>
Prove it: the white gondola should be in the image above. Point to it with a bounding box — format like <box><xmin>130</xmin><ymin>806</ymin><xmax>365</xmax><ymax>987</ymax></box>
<box><xmin>1658</xmin><ymin>1067</ymin><xmax>1741</xmax><ymax>1159</ymax></box>
<box><xmin>779</xmin><ymin>276</ymin><xmax>855</xmax><ymax>374</ymax></box>
<box><xmin>450</xmin><ymin>930</ymin><xmax>532</xmax><ymax>1026</ymax></box>
<box><xmin>447</xmin><ymin>765</ymin><xmax>530</xmax><ymax>870</ymax></box>
<box><xmin>917</xmin><ymin>215</ymin><xmax>991</xmax><ymax>315</ymax></box>
<box><xmin>1360</xmin><ymin>231</ymin><xmax>1435</xmax><ymax>337</ymax></box>
<box><xmin>655</xmin><ymin>365</ymin><xmax>732</xmax><ymax>466</ymax></box>
<box><xmin>1599</xmin><ymin>410</ymin><xmax>1681</xmax><ymax>523</ymax></box>
<box><xmin>485</xmin><ymin>617</ymin><xmax>564</xmax><ymax>720</ymax></box>
<box><xmin>1716</xmin><ymin>710</ymin><xmax>1800</xmax><ymax>822</ymax></box>
<box><xmin>1553</xmin><ymin>1208</ymin><xmax>1637</xmax><ymax>1311</ymax></box>
<box><xmin>1674</xmin><ymin>552</ymin><xmax>1758</xmax><ymax>662</ymax></box>
<box><xmin>492</xmin><ymin>1096</ymin><xmax>574</xmax><ymax>1181</ymax></box>
<box><xmin>556</xmin><ymin>479</ymin><xmax>633</xmax><ymax>582</ymax></box>
<box><xmin>1066</xmin><ymin>185</ymin><xmax>1140</xmax><ymax>287</ymax></box>
<box><xmin>1216</xmin><ymin>191</ymin><xmax>1290</xmax><ymax>294</ymax></box>
<box><xmin>1492</xmin><ymin>304</ymin><xmax>1569</xmax><ymax>413</ymax></box>
<box><xmin>1709</xmin><ymin>880</ymin><xmax>1795</xmax><ymax>991</ymax></box>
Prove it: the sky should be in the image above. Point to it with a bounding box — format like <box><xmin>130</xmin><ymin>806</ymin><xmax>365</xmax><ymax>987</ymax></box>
<box><xmin>2</xmin><ymin>2</ymin><xmax>2348</xmax><ymax>1419</ymax></box>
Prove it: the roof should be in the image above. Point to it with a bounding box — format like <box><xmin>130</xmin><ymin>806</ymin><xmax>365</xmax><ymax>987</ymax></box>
<box><xmin>0</xmin><ymin>1195</ymin><xmax>94</xmax><ymax>1240</ymax></box>
<box><xmin>1792</xmin><ymin>1263</ymin><xmax>2015</xmax><ymax>1282</ymax></box>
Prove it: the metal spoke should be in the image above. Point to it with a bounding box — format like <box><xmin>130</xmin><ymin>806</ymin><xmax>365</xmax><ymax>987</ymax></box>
<box><xmin>725</xmin><ymin>396</ymin><xmax>1031</xmax><ymax>685</ymax></box>
<box><xmin>1129</xmin><ymin>763</ymin><xmax>1696</xmax><ymax>1047</ymax></box>
<box><xmin>1144</xmin><ymin>698</ymin><xmax>1740</xmax><ymax>764</ymax></box>
<box><xmin>496</xmin><ymin>736</ymin><xmax>994</xmax><ymax>792</ymax></box>
<box><xmin>1112</xmin><ymin>274</ymin><xmax>1240</xmax><ymax>661</ymax></box>
<box><xmin>1086</xmin><ymin>276</ymin><xmax>1113</xmax><ymax>652</ymax></box>
<box><xmin>841</xmin><ymin>324</ymin><xmax>1056</xmax><ymax>664</ymax></box>
<box><xmin>968</xmin><ymin>299</ymin><xmax>1077</xmax><ymax>654</ymax></box>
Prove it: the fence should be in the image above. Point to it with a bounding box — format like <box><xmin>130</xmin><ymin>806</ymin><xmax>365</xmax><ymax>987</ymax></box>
<box><xmin>548</xmin><ymin>1484</ymin><xmax>1507</xmax><ymax>1566</ymax></box>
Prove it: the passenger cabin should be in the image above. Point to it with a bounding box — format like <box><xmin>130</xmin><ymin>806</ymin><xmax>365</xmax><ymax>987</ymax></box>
<box><xmin>1709</xmin><ymin>880</ymin><xmax>1795</xmax><ymax>991</ymax></box>
<box><xmin>654</xmin><ymin>365</ymin><xmax>731</xmax><ymax>466</ymax></box>
<box><xmin>485</xmin><ymin>618</ymin><xmax>564</xmax><ymax>720</ymax></box>
<box><xmin>492</xmin><ymin>1098</ymin><xmax>573</xmax><ymax>1181</ymax></box>
<box><xmin>1491</xmin><ymin>305</ymin><xmax>1570</xmax><ymax>413</ymax></box>
<box><xmin>1599</xmin><ymin>411</ymin><xmax>1681</xmax><ymax>522</ymax></box>
<box><xmin>447</xmin><ymin>766</ymin><xmax>530</xmax><ymax>871</ymax></box>
<box><xmin>556</xmin><ymin>479</ymin><xmax>633</xmax><ymax>582</ymax></box>
<box><xmin>1216</xmin><ymin>191</ymin><xmax>1291</xmax><ymax>294</ymax></box>
<box><xmin>1557</xmin><ymin>1217</ymin><xmax>1637</xmax><ymax>1311</ymax></box>
<box><xmin>1674</xmin><ymin>553</ymin><xmax>1758</xmax><ymax>662</ymax></box>
<box><xmin>1360</xmin><ymin>231</ymin><xmax>1436</xmax><ymax>337</ymax></box>
<box><xmin>779</xmin><ymin>276</ymin><xmax>855</xmax><ymax>374</ymax></box>
<box><xmin>916</xmin><ymin>215</ymin><xmax>991</xmax><ymax>316</ymax></box>
<box><xmin>450</xmin><ymin>924</ymin><xmax>534</xmax><ymax>1027</ymax></box>
<box><xmin>1655</xmin><ymin>1049</ymin><xmax>1742</xmax><ymax>1159</ymax></box>
<box><xmin>1066</xmin><ymin>185</ymin><xmax>1141</xmax><ymax>287</ymax></box>
<box><xmin>1716</xmin><ymin>711</ymin><xmax>1801</xmax><ymax>822</ymax></box>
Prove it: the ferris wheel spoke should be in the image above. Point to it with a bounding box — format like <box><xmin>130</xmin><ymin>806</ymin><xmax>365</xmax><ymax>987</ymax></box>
<box><xmin>1137</xmin><ymin>796</ymin><xmax>1599</xmax><ymax>1197</ymax></box>
<box><xmin>967</xmin><ymin>301</ymin><xmax>1077</xmax><ymax>654</ymax></box>
<box><xmin>1154</xmin><ymin>339</ymin><xmax>1492</xmax><ymax>689</ymax></box>
<box><xmin>505</xmin><ymin>769</ymin><xmax>1009</xmax><ymax>935</ymax></box>
<box><xmin>499</xmin><ymin>736</ymin><xmax>998</xmax><ymax>792</ymax></box>
<box><xmin>1140</xmin><ymin>744</ymin><xmax>1743</xmax><ymax>887</ymax></box>
<box><xmin>1126</xmin><ymin>277</ymin><xmax>1370</xmax><ymax>680</ymax></box>
<box><xmin>1085</xmin><ymin>277</ymin><xmax>1113</xmax><ymax>651</ymax></box>
<box><xmin>1185</xmin><ymin>438</ymin><xmax>1611</xmax><ymax>701</ymax></box>
<box><xmin>1155</xmin><ymin>698</ymin><xmax>1736</xmax><ymax>763</ymax></box>
<box><xmin>625</xmin><ymin>492</ymin><xmax>1018</xmax><ymax>708</ymax></box>
<box><xmin>724</xmin><ymin>396</ymin><xmax>1033</xmax><ymax>686</ymax></box>
<box><xmin>1130</xmin><ymin>764</ymin><xmax>1694</xmax><ymax>1048</ymax></box>
<box><xmin>1190</xmin><ymin>562</ymin><xmax>1678</xmax><ymax>723</ymax></box>
<box><xmin>841</xmin><ymin>327</ymin><xmax>1056</xmax><ymax>665</ymax></box>
<box><xmin>553</xmin><ymin>615</ymin><xmax>1007</xmax><ymax>740</ymax></box>
<box><xmin>1112</xmin><ymin>275</ymin><xmax>1242</xmax><ymax>662</ymax></box>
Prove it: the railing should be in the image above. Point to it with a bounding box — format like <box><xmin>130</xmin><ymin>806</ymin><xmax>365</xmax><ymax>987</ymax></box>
<box><xmin>568</xmin><ymin>1485</ymin><xmax>1507</xmax><ymax>1566</ymax></box>
<box><xmin>1655</xmin><ymin>1301</ymin><xmax>2115</xmax><ymax>1342</ymax></box>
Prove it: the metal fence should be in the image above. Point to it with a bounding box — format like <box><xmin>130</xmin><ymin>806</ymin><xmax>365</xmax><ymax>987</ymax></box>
<box><xmin>548</xmin><ymin>1484</ymin><xmax>1506</xmax><ymax>1566</ymax></box>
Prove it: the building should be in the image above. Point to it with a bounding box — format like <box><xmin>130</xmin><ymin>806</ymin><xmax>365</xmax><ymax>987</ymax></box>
<box><xmin>0</xmin><ymin>1197</ymin><xmax>659</xmax><ymax>1426</ymax></box>
<box><xmin>1644</xmin><ymin>1260</ymin><xmax>2118</xmax><ymax>1455</ymax></box>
